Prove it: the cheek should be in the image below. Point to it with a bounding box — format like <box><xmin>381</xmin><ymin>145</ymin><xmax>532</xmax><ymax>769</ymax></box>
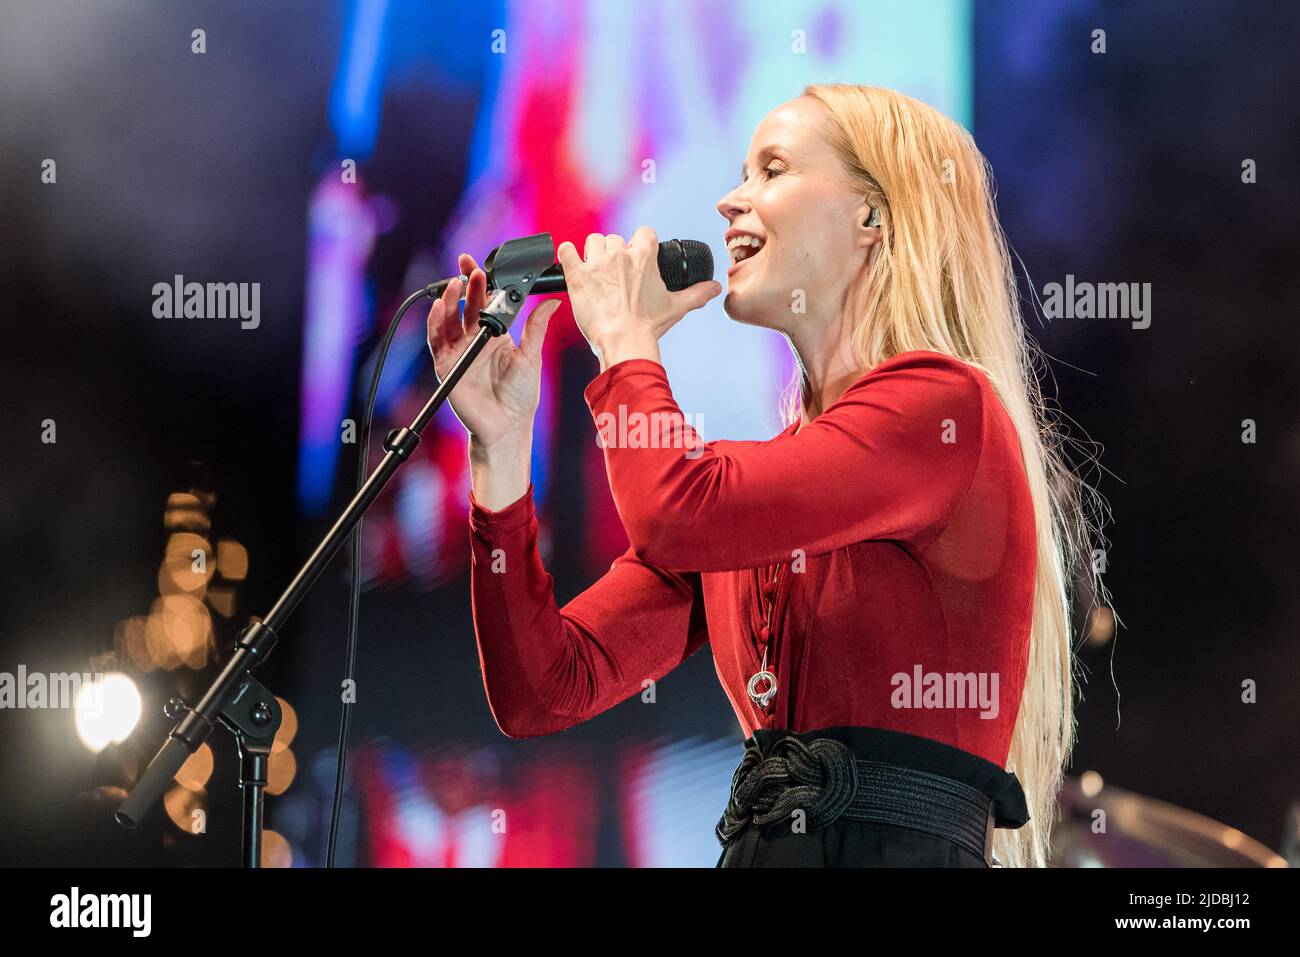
<box><xmin>771</xmin><ymin>228</ymin><xmax>845</xmax><ymax>289</ymax></box>
<box><xmin>764</xmin><ymin>193</ymin><xmax>854</xmax><ymax>280</ymax></box>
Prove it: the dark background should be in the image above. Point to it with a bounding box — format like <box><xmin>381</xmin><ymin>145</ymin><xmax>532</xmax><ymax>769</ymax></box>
<box><xmin>1</xmin><ymin>1</ymin><xmax>1297</xmax><ymax>865</ymax></box>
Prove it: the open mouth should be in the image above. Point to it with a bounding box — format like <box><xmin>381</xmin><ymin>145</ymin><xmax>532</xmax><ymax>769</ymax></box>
<box><xmin>727</xmin><ymin>234</ymin><xmax>765</xmax><ymax>268</ymax></box>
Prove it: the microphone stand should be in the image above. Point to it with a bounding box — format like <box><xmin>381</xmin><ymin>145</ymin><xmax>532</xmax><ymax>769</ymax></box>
<box><xmin>115</xmin><ymin>233</ymin><xmax>557</xmax><ymax>866</ymax></box>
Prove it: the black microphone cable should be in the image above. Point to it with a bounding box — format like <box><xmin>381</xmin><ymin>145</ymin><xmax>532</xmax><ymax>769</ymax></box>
<box><xmin>324</xmin><ymin>280</ymin><xmax>457</xmax><ymax>868</ymax></box>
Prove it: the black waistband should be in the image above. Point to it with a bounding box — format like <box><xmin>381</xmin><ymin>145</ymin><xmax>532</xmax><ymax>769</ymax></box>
<box><xmin>716</xmin><ymin>726</ymin><xmax>1030</xmax><ymax>860</ymax></box>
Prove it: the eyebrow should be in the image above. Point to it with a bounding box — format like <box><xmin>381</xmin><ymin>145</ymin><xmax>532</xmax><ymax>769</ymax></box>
<box><xmin>741</xmin><ymin>145</ymin><xmax>787</xmax><ymax>182</ymax></box>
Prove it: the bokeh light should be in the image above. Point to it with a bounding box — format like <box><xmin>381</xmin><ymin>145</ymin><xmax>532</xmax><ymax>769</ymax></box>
<box><xmin>1085</xmin><ymin>605</ymin><xmax>1116</xmax><ymax>647</ymax></box>
<box><xmin>175</xmin><ymin>742</ymin><xmax>214</xmax><ymax>792</ymax></box>
<box><xmin>217</xmin><ymin>539</ymin><xmax>249</xmax><ymax>581</ymax></box>
<box><xmin>1080</xmin><ymin>770</ymin><xmax>1105</xmax><ymax>799</ymax></box>
<box><xmin>261</xmin><ymin>829</ymin><xmax>293</xmax><ymax>868</ymax></box>
<box><xmin>163</xmin><ymin>493</ymin><xmax>211</xmax><ymax>534</ymax></box>
<box><xmin>164</xmin><ymin>783</ymin><xmax>207</xmax><ymax>835</ymax></box>
<box><xmin>273</xmin><ymin>696</ymin><xmax>297</xmax><ymax>749</ymax></box>
<box><xmin>74</xmin><ymin>673</ymin><xmax>143</xmax><ymax>753</ymax></box>
<box><xmin>267</xmin><ymin>747</ymin><xmax>297</xmax><ymax>796</ymax></box>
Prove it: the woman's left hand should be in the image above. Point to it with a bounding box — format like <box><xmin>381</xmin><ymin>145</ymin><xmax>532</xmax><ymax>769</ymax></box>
<box><xmin>557</xmin><ymin>226</ymin><xmax>722</xmax><ymax>371</ymax></box>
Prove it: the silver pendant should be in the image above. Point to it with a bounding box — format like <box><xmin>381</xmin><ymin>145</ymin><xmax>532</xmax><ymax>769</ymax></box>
<box><xmin>746</xmin><ymin>669</ymin><xmax>778</xmax><ymax>710</ymax></box>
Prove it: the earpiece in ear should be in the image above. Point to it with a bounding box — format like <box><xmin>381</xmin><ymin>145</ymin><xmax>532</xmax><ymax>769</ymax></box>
<box><xmin>864</xmin><ymin>206</ymin><xmax>881</xmax><ymax>228</ymax></box>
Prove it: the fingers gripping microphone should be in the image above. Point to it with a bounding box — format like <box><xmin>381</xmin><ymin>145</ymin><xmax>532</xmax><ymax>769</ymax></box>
<box><xmin>425</xmin><ymin>234</ymin><xmax>715</xmax><ymax>314</ymax></box>
<box><xmin>436</xmin><ymin>232</ymin><xmax>715</xmax><ymax>337</ymax></box>
<box><xmin>531</xmin><ymin>237</ymin><xmax>715</xmax><ymax>293</ymax></box>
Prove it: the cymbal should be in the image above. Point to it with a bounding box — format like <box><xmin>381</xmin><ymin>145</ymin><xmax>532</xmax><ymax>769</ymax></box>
<box><xmin>1051</xmin><ymin>776</ymin><xmax>1288</xmax><ymax>867</ymax></box>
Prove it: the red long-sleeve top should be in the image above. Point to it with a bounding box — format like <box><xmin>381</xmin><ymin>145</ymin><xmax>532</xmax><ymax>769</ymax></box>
<box><xmin>467</xmin><ymin>350</ymin><xmax>1036</xmax><ymax>767</ymax></box>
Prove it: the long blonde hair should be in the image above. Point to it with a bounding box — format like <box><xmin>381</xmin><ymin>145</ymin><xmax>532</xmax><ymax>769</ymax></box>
<box><xmin>799</xmin><ymin>83</ymin><xmax>1104</xmax><ymax>867</ymax></box>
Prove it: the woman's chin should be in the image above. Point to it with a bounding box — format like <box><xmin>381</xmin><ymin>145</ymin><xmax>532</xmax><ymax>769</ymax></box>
<box><xmin>723</xmin><ymin>287</ymin><xmax>776</xmax><ymax>329</ymax></box>
<box><xmin>721</xmin><ymin>287</ymin><xmax>747</xmax><ymax>322</ymax></box>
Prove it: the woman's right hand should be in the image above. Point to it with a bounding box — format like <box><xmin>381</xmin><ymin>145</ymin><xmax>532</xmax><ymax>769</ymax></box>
<box><xmin>426</xmin><ymin>252</ymin><xmax>561</xmax><ymax>450</ymax></box>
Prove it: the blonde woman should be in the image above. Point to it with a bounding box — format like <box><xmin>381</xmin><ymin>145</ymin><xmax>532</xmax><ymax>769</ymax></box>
<box><xmin>428</xmin><ymin>84</ymin><xmax>1096</xmax><ymax>867</ymax></box>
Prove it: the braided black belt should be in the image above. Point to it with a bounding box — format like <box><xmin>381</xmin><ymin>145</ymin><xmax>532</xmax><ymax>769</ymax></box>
<box><xmin>716</xmin><ymin>735</ymin><xmax>994</xmax><ymax>861</ymax></box>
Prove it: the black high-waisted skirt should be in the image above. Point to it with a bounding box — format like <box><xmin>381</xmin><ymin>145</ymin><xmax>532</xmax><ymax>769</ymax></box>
<box><xmin>715</xmin><ymin>726</ymin><xmax>1030</xmax><ymax>868</ymax></box>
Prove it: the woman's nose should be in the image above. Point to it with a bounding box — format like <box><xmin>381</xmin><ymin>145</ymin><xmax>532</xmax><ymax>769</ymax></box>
<box><xmin>716</xmin><ymin>187</ymin><xmax>749</xmax><ymax>221</ymax></box>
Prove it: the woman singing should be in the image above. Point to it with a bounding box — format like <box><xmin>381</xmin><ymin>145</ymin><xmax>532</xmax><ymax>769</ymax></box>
<box><xmin>427</xmin><ymin>84</ymin><xmax>1097</xmax><ymax>868</ymax></box>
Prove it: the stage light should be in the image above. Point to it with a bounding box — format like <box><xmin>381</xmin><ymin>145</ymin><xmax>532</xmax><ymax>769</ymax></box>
<box><xmin>267</xmin><ymin>747</ymin><xmax>297</xmax><ymax>796</ymax></box>
<box><xmin>163</xmin><ymin>492</ymin><xmax>211</xmax><ymax>534</ymax></box>
<box><xmin>175</xmin><ymin>743</ymin><xmax>214</xmax><ymax>791</ymax></box>
<box><xmin>206</xmin><ymin>584</ymin><xmax>238</xmax><ymax>618</ymax></box>
<box><xmin>273</xmin><ymin>696</ymin><xmax>298</xmax><ymax>748</ymax></box>
<box><xmin>164</xmin><ymin>783</ymin><xmax>207</xmax><ymax>835</ymax></box>
<box><xmin>160</xmin><ymin>532</ymin><xmax>214</xmax><ymax>597</ymax></box>
<box><xmin>114</xmin><ymin>616</ymin><xmax>153</xmax><ymax>671</ymax></box>
<box><xmin>217</xmin><ymin>539</ymin><xmax>248</xmax><ymax>581</ymax></box>
<box><xmin>1080</xmin><ymin>770</ymin><xmax>1105</xmax><ymax>798</ymax></box>
<box><xmin>74</xmin><ymin>672</ymin><xmax>142</xmax><ymax>753</ymax></box>
<box><xmin>261</xmin><ymin>829</ymin><xmax>293</xmax><ymax>868</ymax></box>
<box><xmin>1086</xmin><ymin>606</ymin><xmax>1115</xmax><ymax>646</ymax></box>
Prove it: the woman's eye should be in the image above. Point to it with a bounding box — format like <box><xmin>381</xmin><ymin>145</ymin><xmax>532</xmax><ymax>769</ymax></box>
<box><xmin>764</xmin><ymin>166</ymin><xmax>783</xmax><ymax>179</ymax></box>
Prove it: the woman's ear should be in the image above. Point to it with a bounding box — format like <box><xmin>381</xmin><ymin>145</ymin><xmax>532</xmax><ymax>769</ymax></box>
<box><xmin>857</xmin><ymin>202</ymin><xmax>883</xmax><ymax>255</ymax></box>
<box><xmin>858</xmin><ymin>202</ymin><xmax>884</xmax><ymax>271</ymax></box>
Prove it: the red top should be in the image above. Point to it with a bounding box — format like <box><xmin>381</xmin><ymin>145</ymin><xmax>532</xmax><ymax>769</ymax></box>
<box><xmin>467</xmin><ymin>350</ymin><xmax>1036</xmax><ymax>766</ymax></box>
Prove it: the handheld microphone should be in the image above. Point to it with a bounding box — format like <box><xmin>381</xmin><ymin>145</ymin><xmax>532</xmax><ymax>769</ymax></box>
<box><xmin>426</xmin><ymin>237</ymin><xmax>714</xmax><ymax>300</ymax></box>
<box><xmin>533</xmin><ymin>238</ymin><xmax>714</xmax><ymax>294</ymax></box>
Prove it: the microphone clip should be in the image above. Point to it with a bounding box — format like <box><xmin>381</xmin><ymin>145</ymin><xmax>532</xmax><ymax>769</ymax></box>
<box><xmin>479</xmin><ymin>232</ymin><xmax>555</xmax><ymax>336</ymax></box>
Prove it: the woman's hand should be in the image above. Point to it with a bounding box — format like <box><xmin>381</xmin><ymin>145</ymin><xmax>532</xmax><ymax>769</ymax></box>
<box><xmin>427</xmin><ymin>253</ymin><xmax>561</xmax><ymax>447</ymax></box>
<box><xmin>557</xmin><ymin>227</ymin><xmax>722</xmax><ymax>371</ymax></box>
<box><xmin>427</xmin><ymin>253</ymin><xmax>561</xmax><ymax>509</ymax></box>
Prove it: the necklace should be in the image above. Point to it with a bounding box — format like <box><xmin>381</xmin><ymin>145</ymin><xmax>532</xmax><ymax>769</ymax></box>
<box><xmin>746</xmin><ymin>563</ymin><xmax>781</xmax><ymax>711</ymax></box>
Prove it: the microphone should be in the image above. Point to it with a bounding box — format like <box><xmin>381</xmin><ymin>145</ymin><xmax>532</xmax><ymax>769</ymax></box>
<box><xmin>426</xmin><ymin>237</ymin><xmax>714</xmax><ymax>300</ymax></box>
<box><xmin>533</xmin><ymin>238</ymin><xmax>714</xmax><ymax>294</ymax></box>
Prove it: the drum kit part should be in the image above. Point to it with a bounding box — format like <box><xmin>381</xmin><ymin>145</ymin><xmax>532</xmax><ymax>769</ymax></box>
<box><xmin>1052</xmin><ymin>777</ymin><xmax>1290</xmax><ymax>868</ymax></box>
